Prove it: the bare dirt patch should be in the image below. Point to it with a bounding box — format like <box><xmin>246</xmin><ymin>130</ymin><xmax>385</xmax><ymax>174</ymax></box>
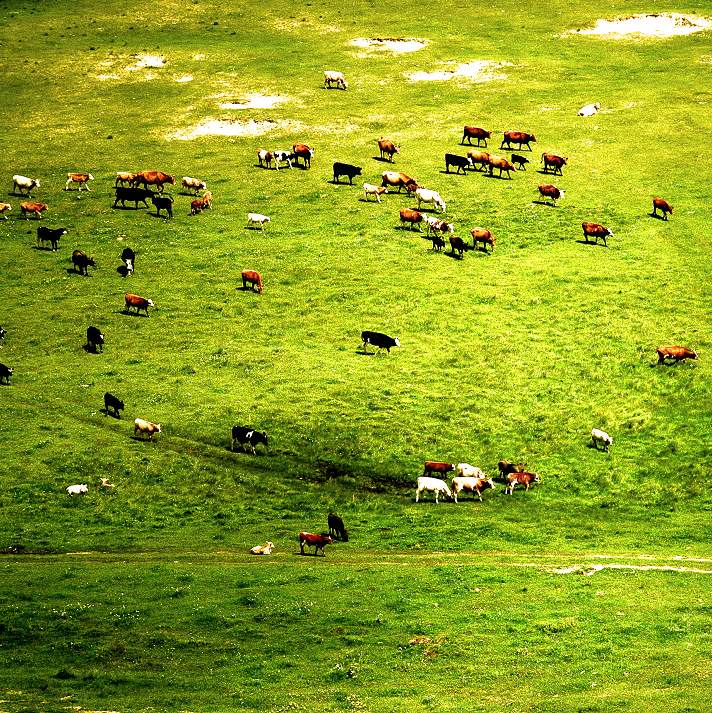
<box><xmin>127</xmin><ymin>54</ymin><xmax>166</xmax><ymax>70</ymax></box>
<box><xmin>568</xmin><ymin>13</ymin><xmax>710</xmax><ymax>38</ymax></box>
<box><xmin>351</xmin><ymin>37</ymin><xmax>428</xmax><ymax>53</ymax></box>
<box><xmin>218</xmin><ymin>94</ymin><xmax>289</xmax><ymax>110</ymax></box>
<box><xmin>408</xmin><ymin>60</ymin><xmax>512</xmax><ymax>82</ymax></box>
<box><xmin>172</xmin><ymin>118</ymin><xmax>301</xmax><ymax>140</ymax></box>
<box><xmin>175</xmin><ymin>75</ymin><xmax>193</xmax><ymax>83</ymax></box>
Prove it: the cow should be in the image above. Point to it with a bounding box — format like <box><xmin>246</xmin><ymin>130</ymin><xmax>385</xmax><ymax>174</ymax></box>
<box><xmin>65</xmin><ymin>172</ymin><xmax>94</xmax><ymax>191</ymax></box>
<box><xmin>99</xmin><ymin>477</ymin><xmax>116</xmax><ymax>490</ymax></box>
<box><xmin>0</xmin><ymin>363</ymin><xmax>13</xmax><ymax>384</ymax></box>
<box><xmin>466</xmin><ymin>150</ymin><xmax>491</xmax><ymax>172</ymax></box>
<box><xmin>425</xmin><ymin>216</ymin><xmax>454</xmax><ymax>237</ymax></box>
<box><xmin>86</xmin><ymin>326</ymin><xmax>104</xmax><ymax>353</ymax></box>
<box><xmin>134</xmin><ymin>417</ymin><xmax>161</xmax><ymax>440</ymax></box>
<box><xmin>292</xmin><ymin>143</ymin><xmax>314</xmax><ymax>169</ymax></box>
<box><xmin>542</xmin><ymin>153</ymin><xmax>568</xmax><ymax>175</ymax></box>
<box><xmin>381</xmin><ymin>171</ymin><xmax>417</xmax><ymax>193</ymax></box>
<box><xmin>656</xmin><ymin>345</ymin><xmax>698</xmax><ymax>365</ymax></box>
<box><xmin>591</xmin><ymin>428</ymin><xmax>613</xmax><ymax>452</ymax></box>
<box><xmin>67</xmin><ymin>484</ymin><xmax>88</xmax><ymax>496</ymax></box>
<box><xmin>247</xmin><ymin>213</ymin><xmax>270</xmax><ymax>230</ymax></box>
<box><xmin>452</xmin><ymin>469</ymin><xmax>496</xmax><ymax>503</ymax></box>
<box><xmin>537</xmin><ymin>183</ymin><xmax>565</xmax><ymax>205</ymax></box>
<box><xmin>299</xmin><ymin>531</ymin><xmax>333</xmax><ymax>556</ymax></box>
<box><xmin>151</xmin><ymin>194</ymin><xmax>173</xmax><ymax>219</ymax></box>
<box><xmin>104</xmin><ymin>392</ymin><xmax>124</xmax><ymax>418</ymax></box>
<box><xmin>241</xmin><ymin>269</ymin><xmax>263</xmax><ymax>294</ymax></box>
<box><xmin>181</xmin><ymin>176</ymin><xmax>206</xmax><ymax>195</ymax></box>
<box><xmin>0</xmin><ymin>327</ymin><xmax>6</xmax><ymax>340</ymax></box>
<box><xmin>423</xmin><ymin>461</ymin><xmax>455</xmax><ymax>477</ymax></box>
<box><xmin>582</xmin><ymin>221</ymin><xmax>613</xmax><ymax>247</ymax></box>
<box><xmin>113</xmin><ymin>186</ymin><xmax>153</xmax><ymax>209</ymax></box>
<box><xmin>273</xmin><ymin>150</ymin><xmax>293</xmax><ymax>170</ymax></box>
<box><xmin>72</xmin><ymin>250</ymin><xmax>96</xmax><ymax>275</ymax></box>
<box><xmin>115</xmin><ymin>171</ymin><xmax>136</xmax><ymax>187</ymax></box>
<box><xmin>257</xmin><ymin>148</ymin><xmax>274</xmax><ymax>169</ymax></box>
<box><xmin>415</xmin><ymin>187</ymin><xmax>445</xmax><ymax>213</ymax></box>
<box><xmin>450</xmin><ymin>235</ymin><xmax>470</xmax><ymax>257</ymax></box>
<box><xmin>20</xmin><ymin>201</ymin><xmax>48</xmax><ymax>219</ymax></box>
<box><xmin>462</xmin><ymin>126</ymin><xmax>491</xmax><ymax>147</ymax></box>
<box><xmin>361</xmin><ymin>330</ymin><xmax>400</xmax><ymax>354</ymax></box>
<box><xmin>415</xmin><ymin>476</ymin><xmax>452</xmax><ymax>503</ymax></box>
<box><xmin>0</xmin><ymin>202</ymin><xmax>11</xmax><ymax>219</ymax></box>
<box><xmin>488</xmin><ymin>156</ymin><xmax>515</xmax><ymax>179</ymax></box>
<box><xmin>12</xmin><ymin>175</ymin><xmax>40</xmax><ymax>196</ymax></box>
<box><xmin>399</xmin><ymin>208</ymin><xmax>424</xmax><ymax>231</ymax></box>
<box><xmin>497</xmin><ymin>460</ymin><xmax>526</xmax><ymax>480</ymax></box>
<box><xmin>505</xmin><ymin>471</ymin><xmax>541</xmax><ymax>494</ymax></box>
<box><xmin>470</xmin><ymin>227</ymin><xmax>495</xmax><ymax>253</ymax></box>
<box><xmin>577</xmin><ymin>102</ymin><xmax>600</xmax><ymax>117</ymax></box>
<box><xmin>511</xmin><ymin>154</ymin><xmax>530</xmax><ymax>170</ymax></box>
<box><xmin>377</xmin><ymin>138</ymin><xmax>400</xmax><ymax>162</ymax></box>
<box><xmin>652</xmin><ymin>197</ymin><xmax>673</xmax><ymax>220</ymax></box>
<box><xmin>250</xmin><ymin>541</ymin><xmax>274</xmax><ymax>555</ymax></box>
<box><xmin>500</xmin><ymin>131</ymin><xmax>536</xmax><ymax>151</ymax></box>
<box><xmin>231</xmin><ymin>425</ymin><xmax>269</xmax><ymax>453</ymax></box>
<box><xmin>328</xmin><ymin>513</ymin><xmax>349</xmax><ymax>542</ymax></box>
<box><xmin>124</xmin><ymin>292</ymin><xmax>154</xmax><ymax>316</ymax></box>
<box><xmin>363</xmin><ymin>183</ymin><xmax>388</xmax><ymax>202</ymax></box>
<box><xmin>121</xmin><ymin>247</ymin><xmax>135</xmax><ymax>276</ymax></box>
<box><xmin>190</xmin><ymin>191</ymin><xmax>212</xmax><ymax>215</ymax></box>
<box><xmin>36</xmin><ymin>226</ymin><xmax>67</xmax><ymax>251</ymax></box>
<box><xmin>445</xmin><ymin>153</ymin><xmax>473</xmax><ymax>174</ymax></box>
<box><xmin>131</xmin><ymin>170</ymin><xmax>176</xmax><ymax>192</ymax></box>
<box><xmin>323</xmin><ymin>70</ymin><xmax>348</xmax><ymax>90</ymax></box>
<box><xmin>333</xmin><ymin>162</ymin><xmax>362</xmax><ymax>185</ymax></box>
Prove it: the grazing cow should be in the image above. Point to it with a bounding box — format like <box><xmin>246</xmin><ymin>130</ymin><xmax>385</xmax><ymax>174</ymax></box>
<box><xmin>498</xmin><ymin>460</ymin><xmax>526</xmax><ymax>479</ymax></box>
<box><xmin>470</xmin><ymin>227</ymin><xmax>495</xmax><ymax>253</ymax></box>
<box><xmin>20</xmin><ymin>201</ymin><xmax>48</xmax><ymax>219</ymax></box>
<box><xmin>462</xmin><ymin>126</ymin><xmax>491</xmax><ymax>147</ymax></box>
<box><xmin>323</xmin><ymin>70</ymin><xmax>348</xmax><ymax>90</ymax></box>
<box><xmin>257</xmin><ymin>148</ymin><xmax>274</xmax><ymax>169</ymax></box>
<box><xmin>134</xmin><ymin>418</ymin><xmax>161</xmax><ymax>441</ymax></box>
<box><xmin>0</xmin><ymin>363</ymin><xmax>13</xmax><ymax>384</ymax></box>
<box><xmin>36</xmin><ymin>226</ymin><xmax>67</xmax><ymax>251</ymax></box>
<box><xmin>333</xmin><ymin>162</ymin><xmax>363</xmax><ymax>185</ymax></box>
<box><xmin>86</xmin><ymin>326</ymin><xmax>104</xmax><ymax>353</ymax></box>
<box><xmin>124</xmin><ymin>292</ymin><xmax>154</xmax><ymax>316</ymax></box>
<box><xmin>121</xmin><ymin>247</ymin><xmax>135</xmax><ymax>275</ymax></box>
<box><xmin>445</xmin><ymin>153</ymin><xmax>473</xmax><ymax>174</ymax></box>
<box><xmin>466</xmin><ymin>150</ymin><xmax>490</xmax><ymax>172</ymax></box>
<box><xmin>541</xmin><ymin>153</ymin><xmax>568</xmax><ymax>175</ymax></box>
<box><xmin>361</xmin><ymin>330</ymin><xmax>400</xmax><ymax>354</ymax></box>
<box><xmin>190</xmin><ymin>190</ymin><xmax>212</xmax><ymax>215</ymax></box>
<box><xmin>0</xmin><ymin>327</ymin><xmax>6</xmax><ymax>340</ymax></box>
<box><xmin>450</xmin><ymin>235</ymin><xmax>470</xmax><ymax>257</ymax></box>
<box><xmin>399</xmin><ymin>208</ymin><xmax>424</xmax><ymax>231</ymax></box>
<box><xmin>12</xmin><ymin>175</ymin><xmax>40</xmax><ymax>196</ymax></box>
<box><xmin>231</xmin><ymin>425</ymin><xmax>268</xmax><ymax>453</ymax></box>
<box><xmin>113</xmin><ymin>186</ymin><xmax>153</xmax><ymax>209</ymax></box>
<box><xmin>328</xmin><ymin>513</ymin><xmax>349</xmax><ymax>542</ymax></box>
<box><xmin>104</xmin><ymin>392</ymin><xmax>124</xmax><ymax>417</ymax></box>
<box><xmin>99</xmin><ymin>477</ymin><xmax>116</xmax><ymax>490</ymax></box>
<box><xmin>241</xmin><ymin>269</ymin><xmax>263</xmax><ymax>294</ymax></box>
<box><xmin>115</xmin><ymin>171</ymin><xmax>136</xmax><ymax>187</ymax></box>
<box><xmin>299</xmin><ymin>531</ymin><xmax>333</xmax><ymax>556</ymax></box>
<box><xmin>430</xmin><ymin>234</ymin><xmax>446</xmax><ymax>251</ymax></box>
<box><xmin>656</xmin><ymin>345</ymin><xmax>698</xmax><ymax>365</ymax></box>
<box><xmin>415</xmin><ymin>187</ymin><xmax>445</xmax><ymax>213</ymax></box>
<box><xmin>506</xmin><ymin>471</ymin><xmax>541</xmax><ymax>494</ymax></box>
<box><xmin>363</xmin><ymin>183</ymin><xmax>388</xmax><ymax>202</ymax></box>
<box><xmin>377</xmin><ymin>137</ymin><xmax>400</xmax><ymax>162</ymax></box>
<box><xmin>652</xmin><ymin>197</ymin><xmax>673</xmax><ymax>220</ymax></box>
<box><xmin>577</xmin><ymin>102</ymin><xmax>600</xmax><ymax>117</ymax></box>
<box><xmin>292</xmin><ymin>143</ymin><xmax>315</xmax><ymax>169</ymax></box>
<box><xmin>591</xmin><ymin>428</ymin><xmax>613</xmax><ymax>452</ymax></box>
<box><xmin>131</xmin><ymin>170</ymin><xmax>176</xmax><ymax>192</ymax></box>
<box><xmin>0</xmin><ymin>202</ymin><xmax>11</xmax><ymax>219</ymax></box>
<box><xmin>65</xmin><ymin>172</ymin><xmax>94</xmax><ymax>191</ymax></box>
<box><xmin>452</xmin><ymin>470</ymin><xmax>496</xmax><ymax>503</ymax></box>
<box><xmin>151</xmin><ymin>194</ymin><xmax>173</xmax><ymax>219</ymax></box>
<box><xmin>382</xmin><ymin>171</ymin><xmax>417</xmax><ymax>193</ymax></box>
<box><xmin>72</xmin><ymin>250</ymin><xmax>96</xmax><ymax>275</ymax></box>
<box><xmin>181</xmin><ymin>176</ymin><xmax>206</xmax><ymax>195</ymax></box>
<box><xmin>582</xmin><ymin>221</ymin><xmax>613</xmax><ymax>247</ymax></box>
<box><xmin>415</xmin><ymin>476</ymin><xmax>452</xmax><ymax>503</ymax></box>
<box><xmin>250</xmin><ymin>541</ymin><xmax>274</xmax><ymax>555</ymax></box>
<box><xmin>511</xmin><ymin>154</ymin><xmax>530</xmax><ymax>170</ymax></box>
<box><xmin>423</xmin><ymin>461</ymin><xmax>455</xmax><ymax>477</ymax></box>
<box><xmin>273</xmin><ymin>150</ymin><xmax>293</xmax><ymax>170</ymax></box>
<box><xmin>500</xmin><ymin>131</ymin><xmax>536</xmax><ymax>151</ymax></box>
<box><xmin>247</xmin><ymin>213</ymin><xmax>270</xmax><ymax>230</ymax></box>
<box><xmin>425</xmin><ymin>216</ymin><xmax>454</xmax><ymax>237</ymax></box>
<box><xmin>67</xmin><ymin>484</ymin><xmax>88</xmax><ymax>496</ymax></box>
<box><xmin>537</xmin><ymin>183</ymin><xmax>565</xmax><ymax>205</ymax></box>
<box><xmin>488</xmin><ymin>156</ymin><xmax>516</xmax><ymax>179</ymax></box>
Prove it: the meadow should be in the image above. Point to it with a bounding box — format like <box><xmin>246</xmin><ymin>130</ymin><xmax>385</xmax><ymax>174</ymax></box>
<box><xmin>0</xmin><ymin>0</ymin><xmax>710</xmax><ymax>710</ymax></box>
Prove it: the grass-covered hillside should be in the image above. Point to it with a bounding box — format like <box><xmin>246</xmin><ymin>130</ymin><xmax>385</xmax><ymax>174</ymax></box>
<box><xmin>0</xmin><ymin>0</ymin><xmax>710</xmax><ymax>711</ymax></box>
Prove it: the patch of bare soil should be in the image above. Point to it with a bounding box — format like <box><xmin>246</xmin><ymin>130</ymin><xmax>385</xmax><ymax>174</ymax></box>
<box><xmin>218</xmin><ymin>94</ymin><xmax>289</xmax><ymax>110</ymax></box>
<box><xmin>408</xmin><ymin>60</ymin><xmax>512</xmax><ymax>82</ymax></box>
<box><xmin>172</xmin><ymin>118</ymin><xmax>301</xmax><ymax>140</ymax></box>
<box><xmin>551</xmin><ymin>563</ymin><xmax>712</xmax><ymax>576</ymax></box>
<box><xmin>351</xmin><ymin>37</ymin><xmax>428</xmax><ymax>53</ymax></box>
<box><xmin>568</xmin><ymin>13</ymin><xmax>710</xmax><ymax>37</ymax></box>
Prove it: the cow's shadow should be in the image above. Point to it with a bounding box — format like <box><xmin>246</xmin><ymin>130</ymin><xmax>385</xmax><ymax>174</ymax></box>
<box><xmin>117</xmin><ymin>265</ymin><xmax>130</xmax><ymax>278</ymax></box>
<box><xmin>355</xmin><ymin>349</ymin><xmax>376</xmax><ymax>357</ymax></box>
<box><xmin>482</xmin><ymin>173</ymin><xmax>511</xmax><ymax>180</ymax></box>
<box><xmin>238</xmin><ymin>286</ymin><xmax>261</xmax><ymax>294</ymax></box>
<box><xmin>649</xmin><ymin>212</ymin><xmax>668</xmax><ymax>221</ymax></box>
<box><xmin>101</xmin><ymin>407</ymin><xmax>122</xmax><ymax>419</ymax></box>
<box><xmin>372</xmin><ymin>156</ymin><xmax>395</xmax><ymax>163</ymax></box>
<box><xmin>82</xmin><ymin>344</ymin><xmax>102</xmax><ymax>354</ymax></box>
<box><xmin>575</xmin><ymin>240</ymin><xmax>608</xmax><ymax>248</ymax></box>
<box><xmin>537</xmin><ymin>169</ymin><xmax>562</xmax><ymax>176</ymax></box>
<box><xmin>439</xmin><ymin>170</ymin><xmax>469</xmax><ymax>176</ymax></box>
<box><xmin>33</xmin><ymin>245</ymin><xmax>59</xmax><ymax>251</ymax></box>
<box><xmin>67</xmin><ymin>268</ymin><xmax>90</xmax><ymax>276</ymax></box>
<box><xmin>117</xmin><ymin>309</ymin><xmax>149</xmax><ymax>317</ymax></box>
<box><xmin>532</xmin><ymin>200</ymin><xmax>557</xmax><ymax>207</ymax></box>
<box><xmin>245</xmin><ymin>225</ymin><xmax>267</xmax><ymax>232</ymax></box>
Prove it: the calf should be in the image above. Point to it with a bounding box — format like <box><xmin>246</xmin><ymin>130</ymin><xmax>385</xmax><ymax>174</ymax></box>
<box><xmin>541</xmin><ymin>153</ymin><xmax>568</xmax><ymax>175</ymax></box>
<box><xmin>20</xmin><ymin>201</ymin><xmax>48</xmax><ymax>219</ymax></box>
<box><xmin>488</xmin><ymin>156</ymin><xmax>515</xmax><ymax>179</ymax></box>
<box><xmin>299</xmin><ymin>531</ymin><xmax>333</xmax><ymax>556</ymax></box>
<box><xmin>151</xmin><ymin>194</ymin><xmax>173</xmax><ymax>219</ymax></box>
<box><xmin>363</xmin><ymin>183</ymin><xmax>387</xmax><ymax>202</ymax></box>
<box><xmin>656</xmin><ymin>345</ymin><xmax>698</xmax><ymax>365</ymax></box>
<box><xmin>511</xmin><ymin>154</ymin><xmax>530</xmax><ymax>170</ymax></box>
<box><xmin>231</xmin><ymin>425</ymin><xmax>268</xmax><ymax>453</ymax></box>
<box><xmin>333</xmin><ymin>162</ymin><xmax>362</xmax><ymax>185</ymax></box>
<box><xmin>247</xmin><ymin>213</ymin><xmax>270</xmax><ymax>230</ymax></box>
<box><xmin>65</xmin><ymin>172</ymin><xmax>94</xmax><ymax>191</ymax></box>
<box><xmin>292</xmin><ymin>143</ymin><xmax>315</xmax><ymax>169</ymax></box>
<box><xmin>103</xmin><ymin>392</ymin><xmax>124</xmax><ymax>418</ymax></box>
<box><xmin>470</xmin><ymin>227</ymin><xmax>495</xmax><ymax>253</ymax></box>
<box><xmin>113</xmin><ymin>186</ymin><xmax>153</xmax><ymax>209</ymax></box>
<box><xmin>36</xmin><ymin>226</ymin><xmax>67</xmax><ymax>251</ymax></box>
<box><xmin>0</xmin><ymin>202</ymin><xmax>11</xmax><ymax>219</ymax></box>
<box><xmin>537</xmin><ymin>183</ymin><xmax>565</xmax><ymax>205</ymax></box>
<box><xmin>323</xmin><ymin>70</ymin><xmax>348</xmax><ymax>90</ymax></box>
<box><xmin>134</xmin><ymin>417</ymin><xmax>162</xmax><ymax>440</ymax></box>
<box><xmin>591</xmin><ymin>428</ymin><xmax>613</xmax><ymax>452</ymax></box>
<box><xmin>86</xmin><ymin>326</ymin><xmax>104</xmax><ymax>353</ymax></box>
<box><xmin>445</xmin><ymin>153</ymin><xmax>473</xmax><ymax>174</ymax></box>
<box><xmin>505</xmin><ymin>471</ymin><xmax>541</xmax><ymax>494</ymax></box>
<box><xmin>429</xmin><ymin>234</ymin><xmax>446</xmax><ymax>251</ymax></box>
<box><xmin>652</xmin><ymin>197</ymin><xmax>673</xmax><ymax>220</ymax></box>
<box><xmin>500</xmin><ymin>131</ymin><xmax>536</xmax><ymax>151</ymax></box>
<box><xmin>67</xmin><ymin>484</ymin><xmax>88</xmax><ymax>496</ymax></box>
<box><xmin>190</xmin><ymin>191</ymin><xmax>212</xmax><ymax>215</ymax></box>
<box><xmin>361</xmin><ymin>330</ymin><xmax>400</xmax><ymax>354</ymax></box>
<box><xmin>425</xmin><ymin>216</ymin><xmax>454</xmax><ymax>237</ymax></box>
<box><xmin>250</xmin><ymin>541</ymin><xmax>274</xmax><ymax>555</ymax></box>
<box><xmin>462</xmin><ymin>126</ymin><xmax>491</xmax><ymax>147</ymax></box>
<box><xmin>0</xmin><ymin>363</ymin><xmax>13</xmax><ymax>384</ymax></box>
<box><xmin>450</xmin><ymin>235</ymin><xmax>470</xmax><ymax>257</ymax></box>
<box><xmin>327</xmin><ymin>513</ymin><xmax>349</xmax><ymax>541</ymax></box>
<box><xmin>466</xmin><ymin>150</ymin><xmax>490</xmax><ymax>172</ymax></box>
<box><xmin>181</xmin><ymin>176</ymin><xmax>206</xmax><ymax>194</ymax></box>
<box><xmin>415</xmin><ymin>476</ymin><xmax>452</xmax><ymax>503</ymax></box>
<box><xmin>12</xmin><ymin>175</ymin><xmax>40</xmax><ymax>196</ymax></box>
<box><xmin>582</xmin><ymin>222</ymin><xmax>613</xmax><ymax>247</ymax></box>
<box><xmin>124</xmin><ymin>292</ymin><xmax>154</xmax><ymax>316</ymax></box>
<box><xmin>377</xmin><ymin>138</ymin><xmax>400</xmax><ymax>162</ymax></box>
<box><xmin>72</xmin><ymin>250</ymin><xmax>96</xmax><ymax>275</ymax></box>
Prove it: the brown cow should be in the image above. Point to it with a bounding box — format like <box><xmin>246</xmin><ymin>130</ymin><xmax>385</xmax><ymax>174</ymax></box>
<box><xmin>537</xmin><ymin>183</ymin><xmax>565</xmax><ymax>205</ymax></box>
<box><xmin>20</xmin><ymin>201</ymin><xmax>48</xmax><ymax>219</ymax></box>
<box><xmin>423</xmin><ymin>461</ymin><xmax>455</xmax><ymax>477</ymax></box>
<box><xmin>498</xmin><ymin>460</ymin><xmax>526</xmax><ymax>480</ymax></box>
<box><xmin>124</xmin><ymin>292</ymin><xmax>154</xmax><ymax>316</ymax></box>
<box><xmin>462</xmin><ymin>126</ymin><xmax>491</xmax><ymax>147</ymax></box>
<box><xmin>505</xmin><ymin>471</ymin><xmax>540</xmax><ymax>494</ymax></box>
<box><xmin>190</xmin><ymin>190</ymin><xmax>212</xmax><ymax>215</ymax></box>
<box><xmin>450</xmin><ymin>235</ymin><xmax>470</xmax><ymax>257</ymax></box>
<box><xmin>470</xmin><ymin>227</ymin><xmax>495</xmax><ymax>253</ymax></box>
<box><xmin>72</xmin><ymin>250</ymin><xmax>96</xmax><ymax>275</ymax></box>
<box><xmin>292</xmin><ymin>143</ymin><xmax>314</xmax><ymax>169</ymax></box>
<box><xmin>399</xmin><ymin>208</ymin><xmax>423</xmax><ymax>231</ymax></box>
<box><xmin>582</xmin><ymin>221</ymin><xmax>613</xmax><ymax>247</ymax></box>
<box><xmin>382</xmin><ymin>171</ymin><xmax>417</xmax><ymax>193</ymax></box>
<box><xmin>131</xmin><ymin>171</ymin><xmax>176</xmax><ymax>192</ymax></box>
<box><xmin>299</xmin><ymin>531</ymin><xmax>333</xmax><ymax>556</ymax></box>
<box><xmin>488</xmin><ymin>156</ymin><xmax>515</xmax><ymax>179</ymax></box>
<box><xmin>652</xmin><ymin>197</ymin><xmax>673</xmax><ymax>220</ymax></box>
<box><xmin>115</xmin><ymin>171</ymin><xmax>136</xmax><ymax>187</ymax></box>
<box><xmin>656</xmin><ymin>345</ymin><xmax>698</xmax><ymax>365</ymax></box>
<box><xmin>0</xmin><ymin>202</ymin><xmax>11</xmax><ymax>219</ymax></box>
<box><xmin>466</xmin><ymin>150</ymin><xmax>490</xmax><ymax>172</ymax></box>
<box><xmin>378</xmin><ymin>137</ymin><xmax>400</xmax><ymax>162</ymax></box>
<box><xmin>65</xmin><ymin>172</ymin><xmax>94</xmax><ymax>191</ymax></box>
<box><xmin>241</xmin><ymin>270</ymin><xmax>263</xmax><ymax>294</ymax></box>
<box><xmin>500</xmin><ymin>131</ymin><xmax>536</xmax><ymax>151</ymax></box>
<box><xmin>541</xmin><ymin>153</ymin><xmax>567</xmax><ymax>175</ymax></box>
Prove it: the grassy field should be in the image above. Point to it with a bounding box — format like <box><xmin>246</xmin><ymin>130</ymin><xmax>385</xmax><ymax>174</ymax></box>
<box><xmin>0</xmin><ymin>0</ymin><xmax>710</xmax><ymax>710</ymax></box>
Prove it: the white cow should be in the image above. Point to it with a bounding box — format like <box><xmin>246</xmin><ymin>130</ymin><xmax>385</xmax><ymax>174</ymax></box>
<box><xmin>323</xmin><ymin>70</ymin><xmax>348</xmax><ymax>90</ymax></box>
<box><xmin>250</xmin><ymin>541</ymin><xmax>274</xmax><ymax>555</ymax></box>
<box><xmin>363</xmin><ymin>183</ymin><xmax>387</xmax><ymax>202</ymax></box>
<box><xmin>415</xmin><ymin>476</ymin><xmax>452</xmax><ymax>504</ymax></box>
<box><xmin>577</xmin><ymin>102</ymin><xmax>600</xmax><ymax>117</ymax></box>
<box><xmin>12</xmin><ymin>175</ymin><xmax>40</xmax><ymax>196</ymax></box>
<box><xmin>67</xmin><ymin>484</ymin><xmax>88</xmax><ymax>496</ymax></box>
<box><xmin>247</xmin><ymin>213</ymin><xmax>270</xmax><ymax>230</ymax></box>
<box><xmin>424</xmin><ymin>215</ymin><xmax>454</xmax><ymax>235</ymax></box>
<box><xmin>415</xmin><ymin>187</ymin><xmax>446</xmax><ymax>213</ymax></box>
<box><xmin>181</xmin><ymin>176</ymin><xmax>207</xmax><ymax>195</ymax></box>
<box><xmin>134</xmin><ymin>418</ymin><xmax>161</xmax><ymax>440</ymax></box>
<box><xmin>591</xmin><ymin>428</ymin><xmax>613</xmax><ymax>452</ymax></box>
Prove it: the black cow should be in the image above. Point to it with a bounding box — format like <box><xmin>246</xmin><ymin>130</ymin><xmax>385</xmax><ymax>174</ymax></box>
<box><xmin>445</xmin><ymin>153</ymin><xmax>473</xmax><ymax>174</ymax></box>
<box><xmin>511</xmin><ymin>154</ymin><xmax>530</xmax><ymax>170</ymax></box>
<box><xmin>104</xmin><ymin>392</ymin><xmax>124</xmax><ymax>417</ymax></box>
<box><xmin>231</xmin><ymin>426</ymin><xmax>268</xmax><ymax>454</ymax></box>
<box><xmin>86</xmin><ymin>326</ymin><xmax>104</xmax><ymax>353</ymax></box>
<box><xmin>327</xmin><ymin>513</ymin><xmax>349</xmax><ymax>542</ymax></box>
<box><xmin>37</xmin><ymin>226</ymin><xmax>67</xmax><ymax>251</ymax></box>
<box><xmin>151</xmin><ymin>194</ymin><xmax>173</xmax><ymax>219</ymax></box>
<box><xmin>333</xmin><ymin>162</ymin><xmax>363</xmax><ymax>185</ymax></box>
<box><xmin>361</xmin><ymin>330</ymin><xmax>400</xmax><ymax>354</ymax></box>
<box><xmin>113</xmin><ymin>186</ymin><xmax>153</xmax><ymax>209</ymax></box>
<box><xmin>121</xmin><ymin>246</ymin><xmax>135</xmax><ymax>276</ymax></box>
<box><xmin>0</xmin><ymin>326</ymin><xmax>6</xmax><ymax>340</ymax></box>
<box><xmin>72</xmin><ymin>250</ymin><xmax>96</xmax><ymax>275</ymax></box>
<box><xmin>0</xmin><ymin>363</ymin><xmax>13</xmax><ymax>384</ymax></box>
<box><xmin>430</xmin><ymin>234</ymin><xmax>446</xmax><ymax>251</ymax></box>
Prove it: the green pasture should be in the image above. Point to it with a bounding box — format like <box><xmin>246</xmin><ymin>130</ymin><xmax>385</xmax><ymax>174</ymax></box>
<box><xmin>0</xmin><ymin>0</ymin><xmax>710</xmax><ymax>710</ymax></box>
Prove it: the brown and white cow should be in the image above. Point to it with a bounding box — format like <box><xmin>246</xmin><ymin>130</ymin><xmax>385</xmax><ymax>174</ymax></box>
<box><xmin>652</xmin><ymin>197</ymin><xmax>673</xmax><ymax>220</ymax></box>
<box><xmin>65</xmin><ymin>172</ymin><xmax>94</xmax><ymax>191</ymax></box>
<box><xmin>363</xmin><ymin>183</ymin><xmax>388</xmax><ymax>202</ymax></box>
<box><xmin>500</xmin><ymin>131</ymin><xmax>536</xmax><ymax>151</ymax></box>
<box><xmin>470</xmin><ymin>227</ymin><xmax>495</xmax><ymax>253</ymax></box>
<box><xmin>656</xmin><ymin>345</ymin><xmax>698</xmax><ymax>365</ymax></box>
<box><xmin>582</xmin><ymin>221</ymin><xmax>613</xmax><ymax>247</ymax></box>
<box><xmin>131</xmin><ymin>171</ymin><xmax>175</xmax><ymax>192</ymax></box>
<box><xmin>541</xmin><ymin>153</ymin><xmax>567</xmax><ymax>175</ymax></box>
<box><xmin>466</xmin><ymin>150</ymin><xmax>490</xmax><ymax>172</ymax></box>
<box><xmin>382</xmin><ymin>171</ymin><xmax>417</xmax><ymax>193</ymax></box>
<box><xmin>134</xmin><ymin>417</ymin><xmax>161</xmax><ymax>441</ymax></box>
<box><xmin>190</xmin><ymin>191</ymin><xmax>212</xmax><ymax>215</ymax></box>
<box><xmin>181</xmin><ymin>176</ymin><xmax>207</xmax><ymax>195</ymax></box>
<box><xmin>115</xmin><ymin>171</ymin><xmax>136</xmax><ymax>187</ymax></box>
<box><xmin>537</xmin><ymin>183</ymin><xmax>565</xmax><ymax>205</ymax></box>
<box><xmin>399</xmin><ymin>208</ymin><xmax>423</xmax><ymax>231</ymax></box>
<box><xmin>378</xmin><ymin>137</ymin><xmax>400</xmax><ymax>162</ymax></box>
<box><xmin>20</xmin><ymin>201</ymin><xmax>48</xmax><ymax>219</ymax></box>
<box><xmin>0</xmin><ymin>202</ymin><xmax>11</xmax><ymax>219</ymax></box>
<box><xmin>124</xmin><ymin>292</ymin><xmax>154</xmax><ymax>316</ymax></box>
<box><xmin>505</xmin><ymin>471</ymin><xmax>540</xmax><ymax>494</ymax></box>
<box><xmin>462</xmin><ymin>126</ymin><xmax>491</xmax><ymax>147</ymax></box>
<box><xmin>299</xmin><ymin>531</ymin><xmax>333</xmax><ymax>556</ymax></box>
